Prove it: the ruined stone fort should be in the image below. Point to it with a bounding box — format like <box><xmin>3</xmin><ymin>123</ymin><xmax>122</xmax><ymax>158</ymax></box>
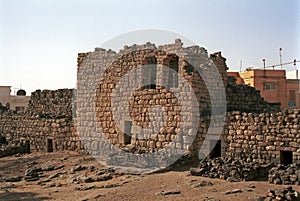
<box><xmin>1</xmin><ymin>40</ymin><xmax>299</xmax><ymax>167</ymax></box>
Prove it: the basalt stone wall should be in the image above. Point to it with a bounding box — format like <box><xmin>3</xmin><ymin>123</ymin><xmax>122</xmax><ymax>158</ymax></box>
<box><xmin>226</xmin><ymin>76</ymin><xmax>280</xmax><ymax>113</ymax></box>
<box><xmin>77</xmin><ymin>40</ymin><xmax>279</xmax><ymax>160</ymax></box>
<box><xmin>0</xmin><ymin>40</ymin><xmax>292</xmax><ymax>163</ymax></box>
<box><xmin>224</xmin><ymin>109</ymin><xmax>300</xmax><ymax>164</ymax></box>
<box><xmin>0</xmin><ymin>89</ymin><xmax>80</xmax><ymax>155</ymax></box>
<box><xmin>76</xmin><ymin>39</ymin><xmax>228</xmax><ymax>156</ymax></box>
<box><xmin>27</xmin><ymin>89</ymin><xmax>74</xmax><ymax>118</ymax></box>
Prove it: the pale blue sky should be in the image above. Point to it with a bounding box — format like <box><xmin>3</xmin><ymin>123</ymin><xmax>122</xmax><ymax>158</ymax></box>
<box><xmin>0</xmin><ymin>0</ymin><xmax>299</xmax><ymax>94</ymax></box>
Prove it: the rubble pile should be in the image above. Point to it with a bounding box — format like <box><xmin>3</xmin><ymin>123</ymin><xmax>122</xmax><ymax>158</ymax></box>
<box><xmin>262</xmin><ymin>186</ymin><xmax>300</xmax><ymax>201</ymax></box>
<box><xmin>190</xmin><ymin>157</ymin><xmax>272</xmax><ymax>182</ymax></box>
<box><xmin>268</xmin><ymin>163</ymin><xmax>300</xmax><ymax>185</ymax></box>
<box><xmin>0</xmin><ymin>140</ymin><xmax>30</xmax><ymax>157</ymax></box>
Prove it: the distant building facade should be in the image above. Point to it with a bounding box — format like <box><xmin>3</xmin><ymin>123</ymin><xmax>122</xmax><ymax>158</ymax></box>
<box><xmin>228</xmin><ymin>69</ymin><xmax>300</xmax><ymax>109</ymax></box>
<box><xmin>0</xmin><ymin>86</ymin><xmax>30</xmax><ymax>111</ymax></box>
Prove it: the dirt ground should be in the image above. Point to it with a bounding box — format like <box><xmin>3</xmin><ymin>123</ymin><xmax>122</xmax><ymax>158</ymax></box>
<box><xmin>0</xmin><ymin>151</ymin><xmax>299</xmax><ymax>201</ymax></box>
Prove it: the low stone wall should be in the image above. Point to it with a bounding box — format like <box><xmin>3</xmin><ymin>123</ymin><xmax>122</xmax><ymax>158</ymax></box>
<box><xmin>0</xmin><ymin>89</ymin><xmax>80</xmax><ymax>154</ymax></box>
<box><xmin>224</xmin><ymin>109</ymin><xmax>300</xmax><ymax>164</ymax></box>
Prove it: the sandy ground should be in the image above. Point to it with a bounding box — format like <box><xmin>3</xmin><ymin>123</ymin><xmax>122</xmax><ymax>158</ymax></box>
<box><xmin>0</xmin><ymin>151</ymin><xmax>299</xmax><ymax>201</ymax></box>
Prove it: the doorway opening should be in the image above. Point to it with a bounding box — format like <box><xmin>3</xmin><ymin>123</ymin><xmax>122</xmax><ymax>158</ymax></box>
<box><xmin>124</xmin><ymin>121</ymin><xmax>132</xmax><ymax>145</ymax></box>
<box><xmin>25</xmin><ymin>140</ymin><xmax>30</xmax><ymax>153</ymax></box>
<box><xmin>209</xmin><ymin>140</ymin><xmax>221</xmax><ymax>159</ymax></box>
<box><xmin>47</xmin><ymin>139</ymin><xmax>53</xmax><ymax>152</ymax></box>
<box><xmin>280</xmin><ymin>151</ymin><xmax>293</xmax><ymax>165</ymax></box>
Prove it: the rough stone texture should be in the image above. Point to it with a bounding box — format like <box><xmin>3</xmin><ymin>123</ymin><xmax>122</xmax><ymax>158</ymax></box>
<box><xmin>226</xmin><ymin>76</ymin><xmax>280</xmax><ymax>113</ymax></box>
<box><xmin>76</xmin><ymin>39</ymin><xmax>228</xmax><ymax>156</ymax></box>
<box><xmin>190</xmin><ymin>157</ymin><xmax>272</xmax><ymax>182</ymax></box>
<box><xmin>0</xmin><ymin>140</ymin><xmax>30</xmax><ymax>157</ymax></box>
<box><xmin>0</xmin><ymin>89</ymin><xmax>80</xmax><ymax>155</ymax></box>
<box><xmin>27</xmin><ymin>89</ymin><xmax>73</xmax><ymax>118</ymax></box>
<box><xmin>268</xmin><ymin>163</ymin><xmax>300</xmax><ymax>185</ymax></box>
<box><xmin>76</xmin><ymin>40</ymin><xmax>281</xmax><ymax>161</ymax></box>
<box><xmin>262</xmin><ymin>186</ymin><xmax>300</xmax><ymax>201</ymax></box>
<box><xmin>0</xmin><ymin>40</ymin><xmax>294</xmax><ymax>166</ymax></box>
<box><xmin>224</xmin><ymin>109</ymin><xmax>300</xmax><ymax>164</ymax></box>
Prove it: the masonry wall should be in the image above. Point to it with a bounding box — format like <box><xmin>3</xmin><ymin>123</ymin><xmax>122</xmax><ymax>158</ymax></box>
<box><xmin>76</xmin><ymin>40</ymin><xmax>283</xmax><ymax>163</ymax></box>
<box><xmin>224</xmin><ymin>109</ymin><xmax>300</xmax><ymax>164</ymax></box>
<box><xmin>0</xmin><ymin>40</ymin><xmax>293</xmax><ymax>165</ymax></box>
<box><xmin>226</xmin><ymin>76</ymin><xmax>280</xmax><ymax>113</ymax></box>
<box><xmin>0</xmin><ymin>89</ymin><xmax>80</xmax><ymax>153</ymax></box>
<box><xmin>76</xmin><ymin>40</ymin><xmax>230</xmax><ymax>156</ymax></box>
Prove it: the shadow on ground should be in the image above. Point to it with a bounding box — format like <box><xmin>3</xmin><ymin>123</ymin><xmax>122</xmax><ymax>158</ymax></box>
<box><xmin>0</xmin><ymin>191</ymin><xmax>50</xmax><ymax>201</ymax></box>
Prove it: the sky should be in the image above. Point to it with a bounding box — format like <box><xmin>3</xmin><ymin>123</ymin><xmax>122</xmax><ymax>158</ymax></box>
<box><xmin>0</xmin><ymin>0</ymin><xmax>299</xmax><ymax>94</ymax></box>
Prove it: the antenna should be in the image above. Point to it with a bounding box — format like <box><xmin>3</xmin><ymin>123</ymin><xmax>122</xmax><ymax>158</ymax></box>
<box><xmin>294</xmin><ymin>59</ymin><xmax>298</xmax><ymax>79</ymax></box>
<box><xmin>240</xmin><ymin>60</ymin><xmax>242</xmax><ymax>72</ymax></box>
<box><xmin>279</xmin><ymin>48</ymin><xmax>283</xmax><ymax>69</ymax></box>
<box><xmin>263</xmin><ymin>59</ymin><xmax>266</xmax><ymax>78</ymax></box>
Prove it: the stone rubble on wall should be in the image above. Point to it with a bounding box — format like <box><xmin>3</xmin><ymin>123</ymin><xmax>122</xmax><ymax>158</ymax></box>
<box><xmin>226</xmin><ymin>76</ymin><xmax>280</xmax><ymax>113</ymax></box>
<box><xmin>27</xmin><ymin>89</ymin><xmax>73</xmax><ymax>118</ymax></box>
<box><xmin>261</xmin><ymin>186</ymin><xmax>300</xmax><ymax>201</ymax></box>
<box><xmin>189</xmin><ymin>157</ymin><xmax>272</xmax><ymax>182</ymax></box>
<box><xmin>0</xmin><ymin>140</ymin><xmax>30</xmax><ymax>157</ymax></box>
<box><xmin>268</xmin><ymin>163</ymin><xmax>300</xmax><ymax>185</ymax></box>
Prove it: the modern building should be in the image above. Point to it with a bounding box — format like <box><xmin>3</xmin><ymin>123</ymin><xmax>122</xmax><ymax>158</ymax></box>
<box><xmin>228</xmin><ymin>69</ymin><xmax>300</xmax><ymax>109</ymax></box>
<box><xmin>0</xmin><ymin>86</ymin><xmax>11</xmax><ymax>108</ymax></box>
<box><xmin>0</xmin><ymin>86</ymin><xmax>30</xmax><ymax>111</ymax></box>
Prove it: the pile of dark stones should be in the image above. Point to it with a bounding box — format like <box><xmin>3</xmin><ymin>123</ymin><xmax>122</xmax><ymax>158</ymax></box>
<box><xmin>0</xmin><ymin>140</ymin><xmax>30</xmax><ymax>158</ymax></box>
<box><xmin>261</xmin><ymin>186</ymin><xmax>300</xmax><ymax>201</ymax></box>
<box><xmin>190</xmin><ymin>157</ymin><xmax>272</xmax><ymax>182</ymax></box>
<box><xmin>268</xmin><ymin>163</ymin><xmax>300</xmax><ymax>185</ymax></box>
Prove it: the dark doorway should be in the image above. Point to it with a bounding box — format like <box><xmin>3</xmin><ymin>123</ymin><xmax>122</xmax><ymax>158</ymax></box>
<box><xmin>25</xmin><ymin>140</ymin><xmax>30</xmax><ymax>153</ymax></box>
<box><xmin>47</xmin><ymin>139</ymin><xmax>53</xmax><ymax>152</ymax></box>
<box><xmin>124</xmin><ymin>121</ymin><xmax>132</xmax><ymax>145</ymax></box>
<box><xmin>209</xmin><ymin>140</ymin><xmax>221</xmax><ymax>159</ymax></box>
<box><xmin>0</xmin><ymin>135</ymin><xmax>8</xmax><ymax>145</ymax></box>
<box><xmin>280</xmin><ymin>151</ymin><xmax>293</xmax><ymax>165</ymax></box>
